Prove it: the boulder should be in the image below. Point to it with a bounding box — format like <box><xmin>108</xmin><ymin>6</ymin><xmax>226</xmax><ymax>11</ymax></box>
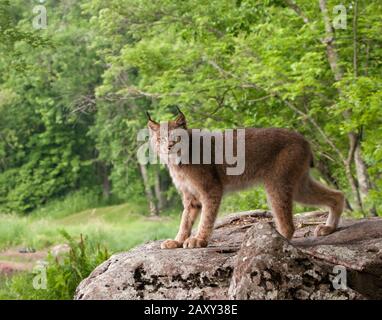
<box><xmin>75</xmin><ymin>210</ymin><xmax>382</xmax><ymax>300</ymax></box>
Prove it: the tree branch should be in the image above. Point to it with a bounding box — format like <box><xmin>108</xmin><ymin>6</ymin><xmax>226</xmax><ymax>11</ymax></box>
<box><xmin>205</xmin><ymin>58</ymin><xmax>347</xmax><ymax>164</ymax></box>
<box><xmin>284</xmin><ymin>0</ymin><xmax>310</xmax><ymax>23</ymax></box>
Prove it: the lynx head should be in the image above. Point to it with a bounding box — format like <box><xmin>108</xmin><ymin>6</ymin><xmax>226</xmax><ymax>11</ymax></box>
<box><xmin>147</xmin><ymin>107</ymin><xmax>187</xmax><ymax>157</ymax></box>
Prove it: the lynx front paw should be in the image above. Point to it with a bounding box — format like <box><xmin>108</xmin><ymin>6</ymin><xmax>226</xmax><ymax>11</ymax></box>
<box><xmin>183</xmin><ymin>237</ymin><xmax>208</xmax><ymax>249</ymax></box>
<box><xmin>314</xmin><ymin>225</ymin><xmax>335</xmax><ymax>237</ymax></box>
<box><xmin>161</xmin><ymin>239</ymin><xmax>182</xmax><ymax>249</ymax></box>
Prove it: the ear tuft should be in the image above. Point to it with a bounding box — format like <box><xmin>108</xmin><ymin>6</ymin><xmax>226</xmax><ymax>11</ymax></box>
<box><xmin>175</xmin><ymin>107</ymin><xmax>187</xmax><ymax>127</ymax></box>
<box><xmin>148</xmin><ymin>120</ymin><xmax>160</xmax><ymax>131</ymax></box>
<box><xmin>146</xmin><ymin>111</ymin><xmax>159</xmax><ymax>131</ymax></box>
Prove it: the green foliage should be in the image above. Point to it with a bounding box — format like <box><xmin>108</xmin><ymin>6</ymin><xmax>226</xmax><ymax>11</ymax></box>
<box><xmin>0</xmin><ymin>1</ymin><xmax>103</xmax><ymax>213</ymax></box>
<box><xmin>0</xmin><ymin>0</ymin><xmax>50</xmax><ymax>71</ymax></box>
<box><xmin>220</xmin><ymin>188</ymin><xmax>268</xmax><ymax>214</ymax></box>
<box><xmin>0</xmin><ymin>0</ymin><xmax>381</xmax><ymax>216</ymax></box>
<box><xmin>83</xmin><ymin>0</ymin><xmax>382</xmax><ymax>215</ymax></box>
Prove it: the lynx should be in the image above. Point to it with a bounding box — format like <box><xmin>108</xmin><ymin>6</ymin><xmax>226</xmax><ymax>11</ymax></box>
<box><xmin>147</xmin><ymin>109</ymin><xmax>345</xmax><ymax>249</ymax></box>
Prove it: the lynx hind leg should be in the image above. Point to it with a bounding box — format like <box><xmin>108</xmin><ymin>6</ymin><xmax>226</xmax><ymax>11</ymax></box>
<box><xmin>265</xmin><ymin>182</ymin><xmax>295</xmax><ymax>240</ymax></box>
<box><xmin>294</xmin><ymin>175</ymin><xmax>345</xmax><ymax>236</ymax></box>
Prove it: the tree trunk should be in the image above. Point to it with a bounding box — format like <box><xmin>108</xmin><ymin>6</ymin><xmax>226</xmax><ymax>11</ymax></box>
<box><xmin>318</xmin><ymin>0</ymin><xmax>343</xmax><ymax>81</ymax></box>
<box><xmin>318</xmin><ymin>0</ymin><xmax>367</xmax><ymax>214</ymax></box>
<box><xmin>344</xmin><ymin>158</ymin><xmax>363</xmax><ymax>213</ymax></box>
<box><xmin>154</xmin><ymin>167</ymin><xmax>166</xmax><ymax>212</ymax></box>
<box><xmin>139</xmin><ymin>164</ymin><xmax>158</xmax><ymax>216</ymax></box>
<box><xmin>101</xmin><ymin>163</ymin><xmax>111</xmax><ymax>200</ymax></box>
<box><xmin>345</xmin><ymin>131</ymin><xmax>364</xmax><ymax>214</ymax></box>
<box><xmin>316</xmin><ymin>159</ymin><xmax>353</xmax><ymax>211</ymax></box>
<box><xmin>351</xmin><ymin>1</ymin><xmax>376</xmax><ymax>216</ymax></box>
<box><xmin>354</xmin><ymin>144</ymin><xmax>378</xmax><ymax>216</ymax></box>
<box><xmin>287</xmin><ymin>0</ymin><xmax>376</xmax><ymax>216</ymax></box>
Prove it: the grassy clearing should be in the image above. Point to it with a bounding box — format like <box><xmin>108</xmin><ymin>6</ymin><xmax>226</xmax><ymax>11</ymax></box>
<box><xmin>0</xmin><ymin>198</ymin><xmax>180</xmax><ymax>254</ymax></box>
<box><xmin>0</xmin><ymin>197</ymin><xmax>181</xmax><ymax>300</ymax></box>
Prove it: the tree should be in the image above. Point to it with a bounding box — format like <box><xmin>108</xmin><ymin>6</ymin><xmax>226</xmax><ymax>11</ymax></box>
<box><xmin>84</xmin><ymin>0</ymin><xmax>381</xmax><ymax>215</ymax></box>
<box><xmin>1</xmin><ymin>0</ymin><xmax>380</xmax><ymax>216</ymax></box>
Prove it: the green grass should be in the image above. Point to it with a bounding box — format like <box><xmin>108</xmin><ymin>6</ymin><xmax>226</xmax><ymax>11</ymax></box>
<box><xmin>0</xmin><ymin>199</ymin><xmax>180</xmax><ymax>253</ymax></box>
<box><xmin>0</xmin><ymin>197</ymin><xmax>181</xmax><ymax>300</ymax></box>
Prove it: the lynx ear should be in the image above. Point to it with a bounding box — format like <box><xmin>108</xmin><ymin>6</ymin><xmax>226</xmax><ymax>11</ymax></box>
<box><xmin>146</xmin><ymin>112</ymin><xmax>159</xmax><ymax>131</ymax></box>
<box><xmin>175</xmin><ymin>107</ymin><xmax>187</xmax><ymax>127</ymax></box>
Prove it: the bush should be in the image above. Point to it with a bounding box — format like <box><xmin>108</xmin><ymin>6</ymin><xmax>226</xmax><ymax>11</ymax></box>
<box><xmin>0</xmin><ymin>231</ymin><xmax>110</xmax><ymax>300</ymax></box>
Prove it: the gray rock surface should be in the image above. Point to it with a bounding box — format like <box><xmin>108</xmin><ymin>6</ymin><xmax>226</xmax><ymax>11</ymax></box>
<box><xmin>75</xmin><ymin>210</ymin><xmax>382</xmax><ymax>300</ymax></box>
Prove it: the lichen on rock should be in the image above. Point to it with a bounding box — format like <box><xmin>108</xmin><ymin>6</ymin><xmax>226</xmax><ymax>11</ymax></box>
<box><xmin>75</xmin><ymin>211</ymin><xmax>382</xmax><ymax>300</ymax></box>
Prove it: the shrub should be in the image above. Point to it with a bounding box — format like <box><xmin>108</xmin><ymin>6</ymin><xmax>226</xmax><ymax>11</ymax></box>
<box><xmin>0</xmin><ymin>231</ymin><xmax>110</xmax><ymax>300</ymax></box>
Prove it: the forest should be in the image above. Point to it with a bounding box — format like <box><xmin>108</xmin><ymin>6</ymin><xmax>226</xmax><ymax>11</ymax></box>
<box><xmin>0</xmin><ymin>0</ymin><xmax>381</xmax><ymax>299</ymax></box>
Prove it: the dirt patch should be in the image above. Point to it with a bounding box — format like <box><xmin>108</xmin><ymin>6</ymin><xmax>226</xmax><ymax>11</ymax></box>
<box><xmin>0</xmin><ymin>261</ymin><xmax>35</xmax><ymax>276</ymax></box>
<box><xmin>0</xmin><ymin>244</ymin><xmax>69</xmax><ymax>276</ymax></box>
